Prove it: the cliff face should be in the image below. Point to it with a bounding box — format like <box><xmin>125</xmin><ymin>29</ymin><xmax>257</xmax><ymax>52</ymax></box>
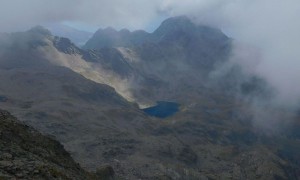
<box><xmin>0</xmin><ymin>110</ymin><xmax>113</xmax><ymax>179</ymax></box>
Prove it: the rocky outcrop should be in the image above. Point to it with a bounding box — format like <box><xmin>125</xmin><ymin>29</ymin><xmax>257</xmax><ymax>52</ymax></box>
<box><xmin>53</xmin><ymin>36</ymin><xmax>82</xmax><ymax>55</ymax></box>
<box><xmin>0</xmin><ymin>109</ymin><xmax>114</xmax><ymax>179</ymax></box>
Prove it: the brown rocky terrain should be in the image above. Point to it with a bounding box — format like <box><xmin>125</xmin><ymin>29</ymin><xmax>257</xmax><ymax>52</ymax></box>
<box><xmin>0</xmin><ymin>109</ymin><xmax>116</xmax><ymax>179</ymax></box>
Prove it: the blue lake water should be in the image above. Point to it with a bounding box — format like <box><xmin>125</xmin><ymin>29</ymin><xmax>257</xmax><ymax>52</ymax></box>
<box><xmin>142</xmin><ymin>101</ymin><xmax>180</xmax><ymax>118</ymax></box>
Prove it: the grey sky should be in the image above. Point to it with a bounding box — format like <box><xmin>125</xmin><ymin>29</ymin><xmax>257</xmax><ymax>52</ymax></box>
<box><xmin>0</xmin><ymin>0</ymin><xmax>165</xmax><ymax>32</ymax></box>
<box><xmin>1</xmin><ymin>0</ymin><xmax>300</xmax><ymax>105</ymax></box>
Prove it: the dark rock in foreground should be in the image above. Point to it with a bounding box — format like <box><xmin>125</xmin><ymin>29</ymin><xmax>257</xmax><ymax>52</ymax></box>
<box><xmin>0</xmin><ymin>110</ymin><xmax>113</xmax><ymax>179</ymax></box>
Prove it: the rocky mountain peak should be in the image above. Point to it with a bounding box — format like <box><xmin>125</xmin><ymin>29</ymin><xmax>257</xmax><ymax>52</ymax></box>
<box><xmin>83</xmin><ymin>15</ymin><xmax>229</xmax><ymax>50</ymax></box>
<box><xmin>84</xmin><ymin>26</ymin><xmax>150</xmax><ymax>49</ymax></box>
<box><xmin>153</xmin><ymin>16</ymin><xmax>228</xmax><ymax>43</ymax></box>
<box><xmin>119</xmin><ymin>28</ymin><xmax>131</xmax><ymax>35</ymax></box>
<box><xmin>28</xmin><ymin>25</ymin><xmax>52</xmax><ymax>38</ymax></box>
<box><xmin>93</xmin><ymin>27</ymin><xmax>119</xmax><ymax>37</ymax></box>
<box><xmin>153</xmin><ymin>15</ymin><xmax>196</xmax><ymax>36</ymax></box>
<box><xmin>53</xmin><ymin>36</ymin><xmax>82</xmax><ymax>55</ymax></box>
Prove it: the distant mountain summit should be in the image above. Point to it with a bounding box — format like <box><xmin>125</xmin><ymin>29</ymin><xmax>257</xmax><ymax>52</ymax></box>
<box><xmin>152</xmin><ymin>16</ymin><xmax>229</xmax><ymax>45</ymax></box>
<box><xmin>84</xmin><ymin>16</ymin><xmax>229</xmax><ymax>50</ymax></box>
<box><xmin>83</xmin><ymin>15</ymin><xmax>231</xmax><ymax>72</ymax></box>
<box><xmin>153</xmin><ymin>16</ymin><xmax>197</xmax><ymax>38</ymax></box>
<box><xmin>83</xmin><ymin>26</ymin><xmax>150</xmax><ymax>49</ymax></box>
<box><xmin>28</xmin><ymin>26</ymin><xmax>52</xmax><ymax>37</ymax></box>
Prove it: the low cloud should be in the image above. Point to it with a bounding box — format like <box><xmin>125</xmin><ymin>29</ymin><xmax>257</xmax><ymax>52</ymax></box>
<box><xmin>0</xmin><ymin>0</ymin><xmax>163</xmax><ymax>32</ymax></box>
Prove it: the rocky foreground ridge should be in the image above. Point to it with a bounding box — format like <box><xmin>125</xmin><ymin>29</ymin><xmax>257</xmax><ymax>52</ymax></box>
<box><xmin>0</xmin><ymin>109</ymin><xmax>115</xmax><ymax>179</ymax></box>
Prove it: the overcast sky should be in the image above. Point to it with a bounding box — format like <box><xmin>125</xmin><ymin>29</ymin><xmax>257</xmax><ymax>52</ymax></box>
<box><xmin>1</xmin><ymin>0</ymin><xmax>300</xmax><ymax>106</ymax></box>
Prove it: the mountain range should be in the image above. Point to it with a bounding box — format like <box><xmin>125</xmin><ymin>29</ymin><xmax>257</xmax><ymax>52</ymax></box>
<box><xmin>0</xmin><ymin>16</ymin><xmax>300</xmax><ymax>179</ymax></box>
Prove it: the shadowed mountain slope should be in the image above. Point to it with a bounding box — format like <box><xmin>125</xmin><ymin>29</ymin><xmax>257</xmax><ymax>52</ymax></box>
<box><xmin>0</xmin><ymin>109</ymin><xmax>114</xmax><ymax>179</ymax></box>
